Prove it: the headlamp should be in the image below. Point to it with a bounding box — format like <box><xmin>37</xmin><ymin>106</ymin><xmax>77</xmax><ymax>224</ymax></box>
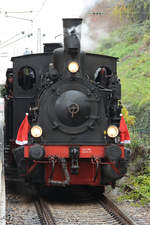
<box><xmin>68</xmin><ymin>61</ymin><xmax>79</xmax><ymax>73</ymax></box>
<box><xmin>107</xmin><ymin>125</ymin><xmax>119</xmax><ymax>138</ymax></box>
<box><xmin>31</xmin><ymin>125</ymin><xmax>42</xmax><ymax>138</ymax></box>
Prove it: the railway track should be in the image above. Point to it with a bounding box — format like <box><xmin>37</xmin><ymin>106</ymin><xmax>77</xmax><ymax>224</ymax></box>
<box><xmin>34</xmin><ymin>198</ymin><xmax>56</xmax><ymax>225</ymax></box>
<box><xmin>33</xmin><ymin>187</ymin><xmax>138</xmax><ymax>225</ymax></box>
<box><xmin>5</xmin><ymin>174</ymin><xmax>150</xmax><ymax>225</ymax></box>
<box><xmin>97</xmin><ymin>194</ymin><xmax>136</xmax><ymax>225</ymax></box>
<box><xmin>5</xmin><ymin>183</ymin><xmax>150</xmax><ymax>225</ymax></box>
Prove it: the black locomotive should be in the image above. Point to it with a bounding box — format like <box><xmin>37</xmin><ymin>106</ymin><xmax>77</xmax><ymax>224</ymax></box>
<box><xmin>4</xmin><ymin>18</ymin><xmax>130</xmax><ymax>190</ymax></box>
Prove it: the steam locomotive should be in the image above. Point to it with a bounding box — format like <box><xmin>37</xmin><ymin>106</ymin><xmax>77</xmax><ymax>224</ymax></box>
<box><xmin>4</xmin><ymin>18</ymin><xmax>130</xmax><ymax>191</ymax></box>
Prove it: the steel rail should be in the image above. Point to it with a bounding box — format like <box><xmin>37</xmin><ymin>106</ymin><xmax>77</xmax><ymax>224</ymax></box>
<box><xmin>34</xmin><ymin>198</ymin><xmax>56</xmax><ymax>225</ymax></box>
<box><xmin>98</xmin><ymin>194</ymin><xmax>137</xmax><ymax>225</ymax></box>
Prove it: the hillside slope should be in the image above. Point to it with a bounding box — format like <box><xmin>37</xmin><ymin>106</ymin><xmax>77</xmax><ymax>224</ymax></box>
<box><xmin>95</xmin><ymin>21</ymin><xmax>150</xmax><ymax>128</ymax></box>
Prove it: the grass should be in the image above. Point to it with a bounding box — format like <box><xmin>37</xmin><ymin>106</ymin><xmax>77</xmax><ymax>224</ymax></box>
<box><xmin>118</xmin><ymin>173</ymin><xmax>150</xmax><ymax>205</ymax></box>
<box><xmin>95</xmin><ymin>21</ymin><xmax>150</xmax><ymax>121</ymax></box>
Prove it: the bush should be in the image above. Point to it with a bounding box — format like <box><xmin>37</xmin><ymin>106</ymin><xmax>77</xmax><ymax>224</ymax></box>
<box><xmin>98</xmin><ymin>37</ymin><xmax>119</xmax><ymax>52</ymax></box>
<box><xmin>119</xmin><ymin>133</ymin><xmax>150</xmax><ymax>205</ymax></box>
<box><xmin>119</xmin><ymin>174</ymin><xmax>150</xmax><ymax>205</ymax></box>
<box><xmin>122</xmin><ymin>106</ymin><xmax>135</xmax><ymax>127</ymax></box>
<box><xmin>143</xmin><ymin>33</ymin><xmax>150</xmax><ymax>46</ymax></box>
<box><xmin>124</xmin><ymin>24</ymin><xmax>144</xmax><ymax>45</ymax></box>
<box><xmin>143</xmin><ymin>19</ymin><xmax>150</xmax><ymax>30</ymax></box>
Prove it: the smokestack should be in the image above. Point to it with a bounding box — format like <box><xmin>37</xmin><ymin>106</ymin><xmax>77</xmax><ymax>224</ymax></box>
<box><xmin>63</xmin><ymin>18</ymin><xmax>82</xmax><ymax>53</ymax></box>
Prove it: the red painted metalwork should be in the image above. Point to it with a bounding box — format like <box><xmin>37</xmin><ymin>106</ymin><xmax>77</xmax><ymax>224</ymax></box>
<box><xmin>44</xmin><ymin>159</ymin><xmax>101</xmax><ymax>186</ymax></box>
<box><xmin>23</xmin><ymin>144</ymin><xmax>125</xmax><ymax>186</ymax></box>
<box><xmin>24</xmin><ymin>145</ymin><xmax>125</xmax><ymax>159</ymax></box>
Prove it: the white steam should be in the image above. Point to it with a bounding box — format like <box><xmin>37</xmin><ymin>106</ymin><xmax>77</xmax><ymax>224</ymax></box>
<box><xmin>67</xmin><ymin>25</ymin><xmax>82</xmax><ymax>39</ymax></box>
<box><xmin>81</xmin><ymin>0</ymin><xmax>103</xmax><ymax>14</ymax></box>
<box><xmin>81</xmin><ymin>21</ymin><xmax>109</xmax><ymax>51</ymax></box>
<box><xmin>80</xmin><ymin>0</ymin><xmax>109</xmax><ymax>51</ymax></box>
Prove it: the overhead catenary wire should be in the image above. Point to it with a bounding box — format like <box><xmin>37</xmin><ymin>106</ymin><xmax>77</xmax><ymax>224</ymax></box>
<box><xmin>5</xmin><ymin>15</ymin><xmax>33</xmax><ymax>22</ymax></box>
<box><xmin>0</xmin><ymin>33</ymin><xmax>33</xmax><ymax>49</ymax></box>
<box><xmin>33</xmin><ymin>0</ymin><xmax>48</xmax><ymax>22</ymax></box>
<box><xmin>5</xmin><ymin>11</ymin><xmax>33</xmax><ymax>14</ymax></box>
<box><xmin>2</xmin><ymin>10</ymin><xmax>33</xmax><ymax>22</ymax></box>
<box><xmin>0</xmin><ymin>0</ymin><xmax>48</xmax><ymax>55</ymax></box>
<box><xmin>0</xmin><ymin>31</ymin><xmax>25</xmax><ymax>46</ymax></box>
<box><xmin>0</xmin><ymin>56</ymin><xmax>9</xmax><ymax>57</ymax></box>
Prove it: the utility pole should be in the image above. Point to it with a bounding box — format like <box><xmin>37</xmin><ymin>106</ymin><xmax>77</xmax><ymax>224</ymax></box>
<box><xmin>37</xmin><ymin>29</ymin><xmax>46</xmax><ymax>53</ymax></box>
<box><xmin>37</xmin><ymin>28</ymin><xmax>41</xmax><ymax>53</ymax></box>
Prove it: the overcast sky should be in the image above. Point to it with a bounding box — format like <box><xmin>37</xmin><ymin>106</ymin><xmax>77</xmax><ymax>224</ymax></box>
<box><xmin>0</xmin><ymin>0</ymin><xmax>100</xmax><ymax>83</ymax></box>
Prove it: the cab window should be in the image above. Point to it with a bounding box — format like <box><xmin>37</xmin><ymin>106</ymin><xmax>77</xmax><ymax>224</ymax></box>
<box><xmin>18</xmin><ymin>66</ymin><xmax>36</xmax><ymax>90</ymax></box>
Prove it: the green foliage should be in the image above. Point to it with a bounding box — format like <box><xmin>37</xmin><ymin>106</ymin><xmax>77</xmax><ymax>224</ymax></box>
<box><xmin>125</xmin><ymin>29</ymin><xmax>142</xmax><ymax>45</ymax></box>
<box><xmin>112</xmin><ymin>0</ymin><xmax>128</xmax><ymax>23</ymax></box>
<box><xmin>119</xmin><ymin>174</ymin><xmax>150</xmax><ymax>205</ymax></box>
<box><xmin>143</xmin><ymin>19</ymin><xmax>150</xmax><ymax>29</ymax></box>
<box><xmin>0</xmin><ymin>84</ymin><xmax>5</xmax><ymax>97</ymax></box>
<box><xmin>118</xmin><ymin>130</ymin><xmax>150</xmax><ymax>205</ymax></box>
<box><xmin>97</xmin><ymin>23</ymin><xmax>145</xmax><ymax>57</ymax></box>
<box><xmin>112</xmin><ymin>0</ymin><xmax>150</xmax><ymax>24</ymax></box>
<box><xmin>95</xmin><ymin>21</ymin><xmax>150</xmax><ymax>130</ymax></box>
<box><xmin>143</xmin><ymin>33</ymin><xmax>150</xmax><ymax>46</ymax></box>
<box><xmin>97</xmin><ymin>37</ymin><xmax>119</xmax><ymax>52</ymax></box>
<box><xmin>122</xmin><ymin>106</ymin><xmax>135</xmax><ymax>127</ymax></box>
<box><xmin>138</xmin><ymin>96</ymin><xmax>150</xmax><ymax>111</ymax></box>
<box><xmin>128</xmin><ymin>132</ymin><xmax>150</xmax><ymax>158</ymax></box>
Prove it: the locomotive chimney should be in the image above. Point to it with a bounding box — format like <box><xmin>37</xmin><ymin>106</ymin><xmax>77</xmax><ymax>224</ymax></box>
<box><xmin>63</xmin><ymin>18</ymin><xmax>82</xmax><ymax>54</ymax></box>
